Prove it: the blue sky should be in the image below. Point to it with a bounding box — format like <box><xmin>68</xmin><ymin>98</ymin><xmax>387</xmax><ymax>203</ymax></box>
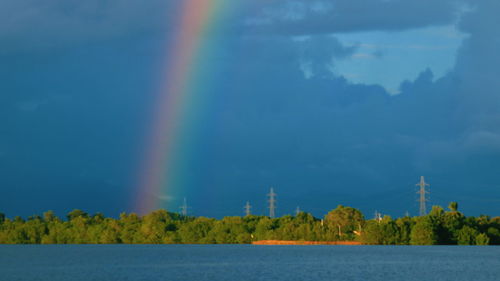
<box><xmin>1</xmin><ymin>0</ymin><xmax>500</xmax><ymax>218</ymax></box>
<box><xmin>334</xmin><ymin>25</ymin><xmax>467</xmax><ymax>93</ymax></box>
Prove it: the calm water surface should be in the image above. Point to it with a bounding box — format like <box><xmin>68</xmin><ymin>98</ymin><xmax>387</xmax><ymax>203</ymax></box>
<box><xmin>1</xmin><ymin>245</ymin><xmax>499</xmax><ymax>281</ymax></box>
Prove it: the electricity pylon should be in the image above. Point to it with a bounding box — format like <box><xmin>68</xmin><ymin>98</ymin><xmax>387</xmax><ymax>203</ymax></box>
<box><xmin>267</xmin><ymin>187</ymin><xmax>276</xmax><ymax>218</ymax></box>
<box><xmin>244</xmin><ymin>201</ymin><xmax>252</xmax><ymax>216</ymax></box>
<box><xmin>416</xmin><ymin>176</ymin><xmax>430</xmax><ymax>216</ymax></box>
<box><xmin>180</xmin><ymin>197</ymin><xmax>189</xmax><ymax>216</ymax></box>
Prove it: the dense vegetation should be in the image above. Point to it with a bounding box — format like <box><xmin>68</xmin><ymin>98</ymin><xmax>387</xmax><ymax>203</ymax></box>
<box><xmin>1</xmin><ymin>203</ymin><xmax>498</xmax><ymax>245</ymax></box>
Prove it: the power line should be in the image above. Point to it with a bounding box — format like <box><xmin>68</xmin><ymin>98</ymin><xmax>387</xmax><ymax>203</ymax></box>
<box><xmin>416</xmin><ymin>176</ymin><xmax>430</xmax><ymax>216</ymax></box>
<box><xmin>267</xmin><ymin>187</ymin><xmax>277</xmax><ymax>218</ymax></box>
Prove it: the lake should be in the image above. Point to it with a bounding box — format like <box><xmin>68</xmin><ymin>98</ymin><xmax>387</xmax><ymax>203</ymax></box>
<box><xmin>1</xmin><ymin>245</ymin><xmax>499</xmax><ymax>281</ymax></box>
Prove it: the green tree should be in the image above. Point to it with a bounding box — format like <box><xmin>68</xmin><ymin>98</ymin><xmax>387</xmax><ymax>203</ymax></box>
<box><xmin>457</xmin><ymin>226</ymin><xmax>479</xmax><ymax>245</ymax></box>
<box><xmin>448</xmin><ymin>202</ymin><xmax>458</xmax><ymax>212</ymax></box>
<box><xmin>395</xmin><ymin>216</ymin><xmax>414</xmax><ymax>245</ymax></box>
<box><xmin>66</xmin><ymin>209</ymin><xmax>88</xmax><ymax>221</ymax></box>
<box><xmin>208</xmin><ymin>216</ymin><xmax>249</xmax><ymax>244</ymax></box>
<box><xmin>23</xmin><ymin>218</ymin><xmax>46</xmax><ymax>243</ymax></box>
<box><xmin>91</xmin><ymin>213</ymin><xmax>105</xmax><ymax>224</ymax></box>
<box><xmin>324</xmin><ymin>205</ymin><xmax>364</xmax><ymax>240</ymax></box>
<box><xmin>428</xmin><ymin>205</ymin><xmax>456</xmax><ymax>244</ymax></box>
<box><xmin>475</xmin><ymin>233</ymin><xmax>490</xmax><ymax>245</ymax></box>
<box><xmin>429</xmin><ymin>205</ymin><xmax>445</xmax><ymax>218</ymax></box>
<box><xmin>43</xmin><ymin>211</ymin><xmax>58</xmax><ymax>223</ymax></box>
<box><xmin>99</xmin><ymin>223</ymin><xmax>120</xmax><ymax>243</ymax></box>
<box><xmin>1</xmin><ymin>206</ymin><xmax>498</xmax><ymax>245</ymax></box>
<box><xmin>410</xmin><ymin>217</ymin><xmax>438</xmax><ymax>245</ymax></box>
<box><xmin>486</xmin><ymin>226</ymin><xmax>500</xmax><ymax>245</ymax></box>
<box><xmin>292</xmin><ymin>212</ymin><xmax>319</xmax><ymax>241</ymax></box>
<box><xmin>360</xmin><ymin>220</ymin><xmax>384</xmax><ymax>244</ymax></box>
<box><xmin>361</xmin><ymin>216</ymin><xmax>399</xmax><ymax>245</ymax></box>
<box><xmin>274</xmin><ymin>215</ymin><xmax>296</xmax><ymax>240</ymax></box>
<box><xmin>118</xmin><ymin>212</ymin><xmax>141</xmax><ymax>243</ymax></box>
<box><xmin>177</xmin><ymin>217</ymin><xmax>215</xmax><ymax>244</ymax></box>
<box><xmin>254</xmin><ymin>217</ymin><xmax>276</xmax><ymax>240</ymax></box>
<box><xmin>442</xmin><ymin>208</ymin><xmax>464</xmax><ymax>244</ymax></box>
<box><xmin>139</xmin><ymin>210</ymin><xmax>173</xmax><ymax>244</ymax></box>
<box><xmin>68</xmin><ymin>216</ymin><xmax>89</xmax><ymax>243</ymax></box>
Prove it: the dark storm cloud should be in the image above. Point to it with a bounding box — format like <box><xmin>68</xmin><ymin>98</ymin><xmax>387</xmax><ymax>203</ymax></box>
<box><xmin>195</xmin><ymin>0</ymin><xmax>500</xmax><ymax>216</ymax></box>
<box><xmin>0</xmin><ymin>0</ymin><xmax>174</xmax><ymax>53</ymax></box>
<box><xmin>410</xmin><ymin>0</ymin><xmax>500</xmax><ymax>178</ymax></box>
<box><xmin>296</xmin><ymin>35</ymin><xmax>358</xmax><ymax>78</ymax></box>
<box><xmin>244</xmin><ymin>0</ymin><xmax>465</xmax><ymax>35</ymax></box>
<box><xmin>454</xmin><ymin>0</ymin><xmax>500</xmax><ymax>119</ymax></box>
<box><xmin>0</xmin><ymin>39</ymin><xmax>162</xmax><ymax>217</ymax></box>
<box><xmin>1</xmin><ymin>0</ymin><xmax>499</xmax><ymax>217</ymax></box>
<box><xmin>0</xmin><ymin>0</ymin><xmax>465</xmax><ymax>54</ymax></box>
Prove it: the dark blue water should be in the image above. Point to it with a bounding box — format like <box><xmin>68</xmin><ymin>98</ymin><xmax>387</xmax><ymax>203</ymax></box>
<box><xmin>1</xmin><ymin>245</ymin><xmax>499</xmax><ymax>281</ymax></box>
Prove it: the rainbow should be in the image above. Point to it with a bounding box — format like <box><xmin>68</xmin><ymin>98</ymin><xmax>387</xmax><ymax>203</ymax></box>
<box><xmin>135</xmin><ymin>1</ymin><xmax>230</xmax><ymax>214</ymax></box>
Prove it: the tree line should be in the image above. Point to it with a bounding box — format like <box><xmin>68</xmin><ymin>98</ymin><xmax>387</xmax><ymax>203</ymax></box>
<box><xmin>0</xmin><ymin>202</ymin><xmax>498</xmax><ymax>245</ymax></box>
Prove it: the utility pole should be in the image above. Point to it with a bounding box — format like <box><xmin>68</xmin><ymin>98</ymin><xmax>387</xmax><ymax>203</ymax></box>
<box><xmin>267</xmin><ymin>187</ymin><xmax>277</xmax><ymax>218</ymax></box>
<box><xmin>295</xmin><ymin>206</ymin><xmax>301</xmax><ymax>216</ymax></box>
<box><xmin>180</xmin><ymin>197</ymin><xmax>189</xmax><ymax>216</ymax></box>
<box><xmin>416</xmin><ymin>176</ymin><xmax>430</xmax><ymax>216</ymax></box>
<box><xmin>244</xmin><ymin>201</ymin><xmax>252</xmax><ymax>216</ymax></box>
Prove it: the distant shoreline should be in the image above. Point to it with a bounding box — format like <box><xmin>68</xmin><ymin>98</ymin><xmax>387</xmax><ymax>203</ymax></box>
<box><xmin>1</xmin><ymin>204</ymin><xmax>497</xmax><ymax>245</ymax></box>
<box><xmin>252</xmin><ymin>240</ymin><xmax>362</xmax><ymax>245</ymax></box>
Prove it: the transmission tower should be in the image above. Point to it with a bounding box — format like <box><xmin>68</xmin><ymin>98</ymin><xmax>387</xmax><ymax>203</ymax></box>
<box><xmin>180</xmin><ymin>197</ymin><xmax>189</xmax><ymax>216</ymax></box>
<box><xmin>244</xmin><ymin>201</ymin><xmax>252</xmax><ymax>216</ymax></box>
<box><xmin>267</xmin><ymin>187</ymin><xmax>277</xmax><ymax>218</ymax></box>
<box><xmin>416</xmin><ymin>176</ymin><xmax>430</xmax><ymax>216</ymax></box>
<box><xmin>295</xmin><ymin>206</ymin><xmax>301</xmax><ymax>216</ymax></box>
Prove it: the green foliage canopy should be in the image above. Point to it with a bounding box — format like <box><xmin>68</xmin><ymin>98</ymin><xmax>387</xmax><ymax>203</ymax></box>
<box><xmin>0</xmin><ymin>203</ymin><xmax>498</xmax><ymax>245</ymax></box>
